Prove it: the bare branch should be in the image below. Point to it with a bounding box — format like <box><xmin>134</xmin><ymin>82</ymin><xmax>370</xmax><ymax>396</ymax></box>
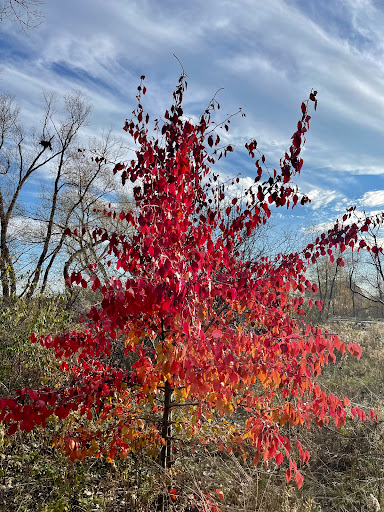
<box><xmin>0</xmin><ymin>0</ymin><xmax>44</xmax><ymax>30</ymax></box>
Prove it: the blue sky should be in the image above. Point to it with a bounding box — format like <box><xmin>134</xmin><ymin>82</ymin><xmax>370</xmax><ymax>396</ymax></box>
<box><xmin>1</xmin><ymin>0</ymin><xmax>384</xmax><ymax>241</ymax></box>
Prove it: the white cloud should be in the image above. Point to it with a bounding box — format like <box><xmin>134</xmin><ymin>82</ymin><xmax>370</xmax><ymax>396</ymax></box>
<box><xmin>8</xmin><ymin>216</ymin><xmax>45</xmax><ymax>243</ymax></box>
<box><xmin>226</xmin><ymin>176</ymin><xmax>255</xmax><ymax>199</ymax></box>
<box><xmin>359</xmin><ymin>190</ymin><xmax>384</xmax><ymax>207</ymax></box>
<box><xmin>303</xmin><ymin>207</ymin><xmax>384</xmax><ymax>235</ymax></box>
<box><xmin>306</xmin><ymin>188</ymin><xmax>345</xmax><ymax>210</ymax></box>
<box><xmin>303</xmin><ymin>220</ymin><xmax>336</xmax><ymax>234</ymax></box>
<box><xmin>2</xmin><ymin>0</ymin><xmax>384</xmax><ymax>239</ymax></box>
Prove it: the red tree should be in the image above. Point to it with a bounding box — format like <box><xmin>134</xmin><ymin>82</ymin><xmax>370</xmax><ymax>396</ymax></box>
<box><xmin>0</xmin><ymin>73</ymin><xmax>382</xmax><ymax>506</ymax></box>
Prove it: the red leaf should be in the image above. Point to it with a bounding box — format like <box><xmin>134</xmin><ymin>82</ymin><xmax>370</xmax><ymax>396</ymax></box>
<box><xmin>212</xmin><ymin>329</ymin><xmax>222</xmax><ymax>339</ymax></box>
<box><xmin>253</xmin><ymin>451</ymin><xmax>261</xmax><ymax>465</ymax></box>
<box><xmin>295</xmin><ymin>471</ymin><xmax>304</xmax><ymax>489</ymax></box>
<box><xmin>348</xmin><ymin>342</ymin><xmax>362</xmax><ymax>360</ymax></box>
<box><xmin>28</xmin><ymin>389</ymin><xmax>38</xmax><ymax>401</ymax></box>
<box><xmin>7</xmin><ymin>424</ymin><xmax>17</xmax><ymax>436</ymax></box>
<box><xmin>91</xmin><ymin>276</ymin><xmax>101</xmax><ymax>291</ymax></box>
<box><xmin>369</xmin><ymin>409</ymin><xmax>378</xmax><ymax>421</ymax></box>
<box><xmin>276</xmin><ymin>452</ymin><xmax>284</xmax><ymax>466</ymax></box>
<box><xmin>216</xmin><ymin>489</ymin><xmax>224</xmax><ymax>501</ymax></box>
<box><xmin>162</xmin><ymin>300</ymin><xmax>172</xmax><ymax>311</ymax></box>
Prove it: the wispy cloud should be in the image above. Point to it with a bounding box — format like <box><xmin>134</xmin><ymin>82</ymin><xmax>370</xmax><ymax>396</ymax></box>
<box><xmin>302</xmin><ymin>220</ymin><xmax>336</xmax><ymax>234</ymax></box>
<box><xmin>306</xmin><ymin>187</ymin><xmax>346</xmax><ymax>210</ymax></box>
<box><xmin>0</xmin><ymin>0</ymin><xmax>383</xmax><ymax>233</ymax></box>
<box><xmin>359</xmin><ymin>190</ymin><xmax>384</xmax><ymax>207</ymax></box>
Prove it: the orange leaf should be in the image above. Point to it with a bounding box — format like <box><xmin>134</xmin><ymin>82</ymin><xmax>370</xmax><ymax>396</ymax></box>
<box><xmin>253</xmin><ymin>451</ymin><xmax>260</xmax><ymax>465</ymax></box>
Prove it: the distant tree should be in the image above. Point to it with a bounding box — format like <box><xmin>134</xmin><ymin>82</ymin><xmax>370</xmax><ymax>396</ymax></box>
<box><xmin>348</xmin><ymin>219</ymin><xmax>384</xmax><ymax>316</ymax></box>
<box><xmin>306</xmin><ymin>218</ymin><xmax>384</xmax><ymax>322</ymax></box>
<box><xmin>0</xmin><ymin>90</ymin><xmax>90</xmax><ymax>297</ymax></box>
<box><xmin>22</xmin><ymin>132</ymin><xmax>129</xmax><ymax>297</ymax></box>
<box><xmin>0</xmin><ymin>74</ymin><xmax>382</xmax><ymax>510</ymax></box>
<box><xmin>62</xmin><ymin>190</ymin><xmax>134</xmax><ymax>291</ymax></box>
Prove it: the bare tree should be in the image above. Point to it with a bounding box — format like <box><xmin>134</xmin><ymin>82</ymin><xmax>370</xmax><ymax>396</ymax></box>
<box><xmin>0</xmin><ymin>0</ymin><xmax>43</xmax><ymax>30</ymax></box>
<box><xmin>349</xmin><ymin>225</ymin><xmax>384</xmax><ymax>316</ymax></box>
<box><xmin>0</xmin><ymin>90</ymin><xmax>90</xmax><ymax>297</ymax></box>
<box><xmin>303</xmin><ymin>221</ymin><xmax>384</xmax><ymax>321</ymax></box>
<box><xmin>36</xmin><ymin>134</ymin><xmax>130</xmax><ymax>295</ymax></box>
<box><xmin>10</xmin><ymin>129</ymin><xmax>131</xmax><ymax>298</ymax></box>
<box><xmin>61</xmin><ymin>188</ymin><xmax>134</xmax><ymax>291</ymax></box>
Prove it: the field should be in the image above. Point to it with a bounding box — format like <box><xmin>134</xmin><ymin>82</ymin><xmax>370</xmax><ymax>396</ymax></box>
<box><xmin>0</xmin><ymin>295</ymin><xmax>383</xmax><ymax>512</ymax></box>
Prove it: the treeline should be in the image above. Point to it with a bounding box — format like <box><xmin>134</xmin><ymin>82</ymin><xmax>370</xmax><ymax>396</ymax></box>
<box><xmin>306</xmin><ymin>251</ymin><xmax>384</xmax><ymax>322</ymax></box>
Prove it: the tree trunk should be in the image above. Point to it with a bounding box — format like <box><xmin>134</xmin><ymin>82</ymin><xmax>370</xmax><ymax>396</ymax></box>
<box><xmin>155</xmin><ymin>379</ymin><xmax>173</xmax><ymax>512</ymax></box>
<box><xmin>159</xmin><ymin>379</ymin><xmax>173</xmax><ymax>470</ymax></box>
<box><xmin>0</xmin><ymin>221</ymin><xmax>16</xmax><ymax>297</ymax></box>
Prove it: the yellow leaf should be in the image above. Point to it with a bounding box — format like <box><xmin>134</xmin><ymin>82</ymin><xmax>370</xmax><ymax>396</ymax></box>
<box><xmin>224</xmin><ymin>402</ymin><xmax>234</xmax><ymax>417</ymax></box>
<box><xmin>216</xmin><ymin>397</ymin><xmax>225</xmax><ymax>417</ymax></box>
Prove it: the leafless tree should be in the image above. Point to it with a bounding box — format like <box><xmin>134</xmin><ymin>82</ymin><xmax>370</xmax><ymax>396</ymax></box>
<box><xmin>0</xmin><ymin>0</ymin><xmax>43</xmax><ymax>30</ymax></box>
<box><xmin>0</xmin><ymin>90</ymin><xmax>91</xmax><ymax>297</ymax></box>
<box><xmin>349</xmin><ymin>225</ymin><xmax>384</xmax><ymax>315</ymax></box>
<box><xmin>61</xmin><ymin>188</ymin><xmax>134</xmax><ymax>291</ymax></box>
<box><xmin>34</xmin><ymin>133</ymin><xmax>130</xmax><ymax>296</ymax></box>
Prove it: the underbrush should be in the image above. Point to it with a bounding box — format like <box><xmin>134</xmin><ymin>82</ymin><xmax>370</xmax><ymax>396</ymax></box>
<box><xmin>1</xmin><ymin>298</ymin><xmax>384</xmax><ymax>511</ymax></box>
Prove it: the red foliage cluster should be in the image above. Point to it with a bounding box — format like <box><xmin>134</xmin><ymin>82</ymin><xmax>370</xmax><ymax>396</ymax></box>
<box><xmin>0</xmin><ymin>73</ymin><xmax>382</xmax><ymax>506</ymax></box>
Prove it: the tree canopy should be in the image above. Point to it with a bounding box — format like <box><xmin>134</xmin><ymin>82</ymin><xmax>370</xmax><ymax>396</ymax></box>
<box><xmin>0</xmin><ymin>73</ymin><xmax>382</xmax><ymax>510</ymax></box>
